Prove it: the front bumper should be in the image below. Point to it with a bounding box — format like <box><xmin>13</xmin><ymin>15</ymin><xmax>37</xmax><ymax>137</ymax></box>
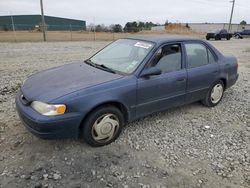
<box><xmin>15</xmin><ymin>91</ymin><xmax>82</xmax><ymax>139</ymax></box>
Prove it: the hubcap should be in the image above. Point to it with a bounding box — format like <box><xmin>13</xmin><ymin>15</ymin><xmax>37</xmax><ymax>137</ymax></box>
<box><xmin>91</xmin><ymin>114</ymin><xmax>119</xmax><ymax>143</ymax></box>
<box><xmin>211</xmin><ymin>84</ymin><xmax>223</xmax><ymax>104</ymax></box>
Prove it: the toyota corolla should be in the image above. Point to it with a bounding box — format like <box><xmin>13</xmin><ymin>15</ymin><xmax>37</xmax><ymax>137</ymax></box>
<box><xmin>16</xmin><ymin>36</ymin><xmax>239</xmax><ymax>147</ymax></box>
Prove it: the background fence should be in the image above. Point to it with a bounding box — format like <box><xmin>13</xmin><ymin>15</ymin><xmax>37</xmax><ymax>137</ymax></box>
<box><xmin>4</xmin><ymin>22</ymin><xmax>249</xmax><ymax>42</ymax></box>
<box><xmin>0</xmin><ymin>23</ymin><xmax>204</xmax><ymax>42</ymax></box>
<box><xmin>0</xmin><ymin>30</ymin><xmax>133</xmax><ymax>42</ymax></box>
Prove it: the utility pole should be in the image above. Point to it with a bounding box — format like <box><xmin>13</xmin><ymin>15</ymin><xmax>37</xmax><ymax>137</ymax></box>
<box><xmin>93</xmin><ymin>17</ymin><xmax>96</xmax><ymax>41</ymax></box>
<box><xmin>70</xmin><ymin>24</ymin><xmax>72</xmax><ymax>41</ymax></box>
<box><xmin>10</xmin><ymin>14</ymin><xmax>17</xmax><ymax>42</ymax></box>
<box><xmin>40</xmin><ymin>0</ymin><xmax>46</xmax><ymax>41</ymax></box>
<box><xmin>228</xmin><ymin>0</ymin><xmax>236</xmax><ymax>32</ymax></box>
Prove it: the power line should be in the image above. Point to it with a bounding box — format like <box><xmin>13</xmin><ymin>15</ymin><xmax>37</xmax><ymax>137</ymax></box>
<box><xmin>235</xmin><ymin>4</ymin><xmax>250</xmax><ymax>10</ymax></box>
<box><xmin>187</xmin><ymin>0</ymin><xmax>229</xmax><ymax>6</ymax></box>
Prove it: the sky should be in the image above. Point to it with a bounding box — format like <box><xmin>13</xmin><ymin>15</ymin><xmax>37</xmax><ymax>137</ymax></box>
<box><xmin>0</xmin><ymin>0</ymin><xmax>249</xmax><ymax>26</ymax></box>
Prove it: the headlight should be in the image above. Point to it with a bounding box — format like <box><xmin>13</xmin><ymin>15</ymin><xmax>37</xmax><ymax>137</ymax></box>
<box><xmin>31</xmin><ymin>101</ymin><xmax>66</xmax><ymax>116</ymax></box>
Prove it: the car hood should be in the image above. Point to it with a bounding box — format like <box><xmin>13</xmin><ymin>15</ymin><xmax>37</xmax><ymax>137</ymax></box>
<box><xmin>21</xmin><ymin>61</ymin><xmax>123</xmax><ymax>102</ymax></box>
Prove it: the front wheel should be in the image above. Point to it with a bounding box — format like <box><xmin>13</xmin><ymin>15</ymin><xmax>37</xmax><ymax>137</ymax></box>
<box><xmin>81</xmin><ymin>106</ymin><xmax>124</xmax><ymax>147</ymax></box>
<box><xmin>202</xmin><ymin>80</ymin><xmax>224</xmax><ymax>107</ymax></box>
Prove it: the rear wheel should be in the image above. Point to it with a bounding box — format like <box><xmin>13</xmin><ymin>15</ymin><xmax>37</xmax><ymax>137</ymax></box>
<box><xmin>226</xmin><ymin>36</ymin><xmax>230</xmax><ymax>40</ymax></box>
<box><xmin>81</xmin><ymin>106</ymin><xmax>124</xmax><ymax>147</ymax></box>
<box><xmin>206</xmin><ymin>36</ymin><xmax>210</xmax><ymax>40</ymax></box>
<box><xmin>202</xmin><ymin>80</ymin><xmax>224</xmax><ymax>107</ymax></box>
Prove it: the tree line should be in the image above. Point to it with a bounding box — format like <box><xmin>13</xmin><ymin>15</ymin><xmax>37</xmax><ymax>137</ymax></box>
<box><xmin>87</xmin><ymin>21</ymin><xmax>160</xmax><ymax>33</ymax></box>
<box><xmin>87</xmin><ymin>20</ymin><xmax>248</xmax><ymax>33</ymax></box>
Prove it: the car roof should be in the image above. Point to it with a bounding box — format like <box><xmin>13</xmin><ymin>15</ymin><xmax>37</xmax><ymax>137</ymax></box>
<box><xmin>125</xmin><ymin>35</ymin><xmax>202</xmax><ymax>45</ymax></box>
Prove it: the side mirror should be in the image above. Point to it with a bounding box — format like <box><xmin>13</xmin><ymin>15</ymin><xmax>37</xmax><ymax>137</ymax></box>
<box><xmin>140</xmin><ymin>67</ymin><xmax>162</xmax><ymax>78</ymax></box>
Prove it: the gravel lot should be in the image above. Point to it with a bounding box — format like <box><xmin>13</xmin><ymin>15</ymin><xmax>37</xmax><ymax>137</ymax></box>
<box><xmin>0</xmin><ymin>39</ymin><xmax>249</xmax><ymax>188</ymax></box>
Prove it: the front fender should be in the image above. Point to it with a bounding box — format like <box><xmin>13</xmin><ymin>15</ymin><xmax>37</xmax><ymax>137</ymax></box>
<box><xmin>52</xmin><ymin>76</ymin><xmax>137</xmax><ymax>124</ymax></box>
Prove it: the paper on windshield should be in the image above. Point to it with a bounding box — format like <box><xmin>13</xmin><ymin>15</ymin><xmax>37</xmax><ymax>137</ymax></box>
<box><xmin>134</xmin><ymin>42</ymin><xmax>152</xmax><ymax>49</ymax></box>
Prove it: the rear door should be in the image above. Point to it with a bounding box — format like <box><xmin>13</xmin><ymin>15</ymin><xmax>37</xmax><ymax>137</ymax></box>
<box><xmin>220</xmin><ymin>29</ymin><xmax>227</xmax><ymax>39</ymax></box>
<box><xmin>136</xmin><ymin>43</ymin><xmax>187</xmax><ymax>118</ymax></box>
<box><xmin>184</xmin><ymin>42</ymin><xmax>219</xmax><ymax>103</ymax></box>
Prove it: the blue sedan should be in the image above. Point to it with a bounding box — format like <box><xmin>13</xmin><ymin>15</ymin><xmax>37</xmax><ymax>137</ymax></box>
<box><xmin>16</xmin><ymin>36</ymin><xmax>239</xmax><ymax>146</ymax></box>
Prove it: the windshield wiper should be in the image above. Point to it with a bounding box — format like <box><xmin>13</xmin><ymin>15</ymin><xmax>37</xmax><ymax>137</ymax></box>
<box><xmin>84</xmin><ymin>59</ymin><xmax>96</xmax><ymax>68</ymax></box>
<box><xmin>85</xmin><ymin>59</ymin><xmax>116</xmax><ymax>74</ymax></box>
<box><xmin>96</xmin><ymin>64</ymin><xmax>116</xmax><ymax>74</ymax></box>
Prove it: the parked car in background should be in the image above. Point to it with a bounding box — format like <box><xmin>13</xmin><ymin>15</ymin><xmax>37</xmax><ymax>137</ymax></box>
<box><xmin>206</xmin><ymin>29</ymin><xmax>233</xmax><ymax>40</ymax></box>
<box><xmin>234</xmin><ymin>29</ymin><xmax>250</xmax><ymax>39</ymax></box>
<box><xmin>16</xmin><ymin>36</ymin><xmax>239</xmax><ymax>147</ymax></box>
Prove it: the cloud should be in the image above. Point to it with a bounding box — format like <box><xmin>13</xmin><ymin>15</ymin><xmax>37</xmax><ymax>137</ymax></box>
<box><xmin>0</xmin><ymin>0</ymin><xmax>249</xmax><ymax>26</ymax></box>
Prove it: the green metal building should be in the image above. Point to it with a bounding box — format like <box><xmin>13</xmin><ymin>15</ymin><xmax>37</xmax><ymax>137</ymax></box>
<box><xmin>0</xmin><ymin>15</ymin><xmax>86</xmax><ymax>31</ymax></box>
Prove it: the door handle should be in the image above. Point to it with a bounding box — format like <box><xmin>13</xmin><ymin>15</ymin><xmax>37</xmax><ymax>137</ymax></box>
<box><xmin>176</xmin><ymin>77</ymin><xmax>186</xmax><ymax>82</ymax></box>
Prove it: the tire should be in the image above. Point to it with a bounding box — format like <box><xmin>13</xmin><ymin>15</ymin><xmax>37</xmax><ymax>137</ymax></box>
<box><xmin>202</xmin><ymin>80</ymin><xmax>225</xmax><ymax>107</ymax></box>
<box><xmin>226</xmin><ymin>36</ymin><xmax>230</xmax><ymax>40</ymax></box>
<box><xmin>81</xmin><ymin>105</ymin><xmax>124</xmax><ymax>147</ymax></box>
<box><xmin>206</xmin><ymin>36</ymin><xmax>210</xmax><ymax>40</ymax></box>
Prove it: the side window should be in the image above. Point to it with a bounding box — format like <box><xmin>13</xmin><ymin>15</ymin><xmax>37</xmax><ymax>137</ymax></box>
<box><xmin>185</xmin><ymin>43</ymin><xmax>208</xmax><ymax>68</ymax></box>
<box><xmin>149</xmin><ymin>44</ymin><xmax>182</xmax><ymax>73</ymax></box>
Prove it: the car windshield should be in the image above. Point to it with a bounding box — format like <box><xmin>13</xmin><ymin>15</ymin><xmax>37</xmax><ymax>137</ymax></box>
<box><xmin>211</xmin><ymin>29</ymin><xmax>220</xmax><ymax>33</ymax></box>
<box><xmin>89</xmin><ymin>39</ymin><xmax>154</xmax><ymax>74</ymax></box>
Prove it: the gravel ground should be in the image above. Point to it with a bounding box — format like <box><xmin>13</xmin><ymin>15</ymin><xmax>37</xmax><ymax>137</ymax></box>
<box><xmin>0</xmin><ymin>39</ymin><xmax>249</xmax><ymax>188</ymax></box>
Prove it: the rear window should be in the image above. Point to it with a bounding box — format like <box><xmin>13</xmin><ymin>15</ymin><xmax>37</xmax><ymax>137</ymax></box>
<box><xmin>185</xmin><ymin>43</ymin><xmax>208</xmax><ymax>68</ymax></box>
<box><xmin>185</xmin><ymin>43</ymin><xmax>217</xmax><ymax>68</ymax></box>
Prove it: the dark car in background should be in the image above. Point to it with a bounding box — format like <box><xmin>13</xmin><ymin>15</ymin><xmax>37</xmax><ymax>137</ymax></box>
<box><xmin>16</xmin><ymin>36</ymin><xmax>239</xmax><ymax>147</ymax></box>
<box><xmin>206</xmin><ymin>29</ymin><xmax>233</xmax><ymax>40</ymax></box>
<box><xmin>234</xmin><ymin>29</ymin><xmax>250</xmax><ymax>39</ymax></box>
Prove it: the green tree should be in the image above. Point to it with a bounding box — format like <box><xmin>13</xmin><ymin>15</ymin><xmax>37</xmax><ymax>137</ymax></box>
<box><xmin>124</xmin><ymin>21</ymin><xmax>158</xmax><ymax>32</ymax></box>
<box><xmin>240</xmin><ymin>20</ymin><xmax>247</xmax><ymax>25</ymax></box>
<box><xmin>95</xmin><ymin>25</ymin><xmax>102</xmax><ymax>32</ymax></box>
<box><xmin>165</xmin><ymin>20</ymin><xmax>169</xmax><ymax>27</ymax></box>
<box><xmin>124</xmin><ymin>22</ymin><xmax>139</xmax><ymax>32</ymax></box>
<box><xmin>138</xmin><ymin>21</ymin><xmax>145</xmax><ymax>30</ymax></box>
<box><xmin>112</xmin><ymin>24</ymin><xmax>122</xmax><ymax>32</ymax></box>
<box><xmin>124</xmin><ymin>22</ymin><xmax>132</xmax><ymax>32</ymax></box>
<box><xmin>95</xmin><ymin>24</ymin><xmax>107</xmax><ymax>32</ymax></box>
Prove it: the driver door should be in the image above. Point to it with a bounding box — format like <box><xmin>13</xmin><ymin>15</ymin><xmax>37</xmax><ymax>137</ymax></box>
<box><xmin>136</xmin><ymin>43</ymin><xmax>187</xmax><ymax>118</ymax></box>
